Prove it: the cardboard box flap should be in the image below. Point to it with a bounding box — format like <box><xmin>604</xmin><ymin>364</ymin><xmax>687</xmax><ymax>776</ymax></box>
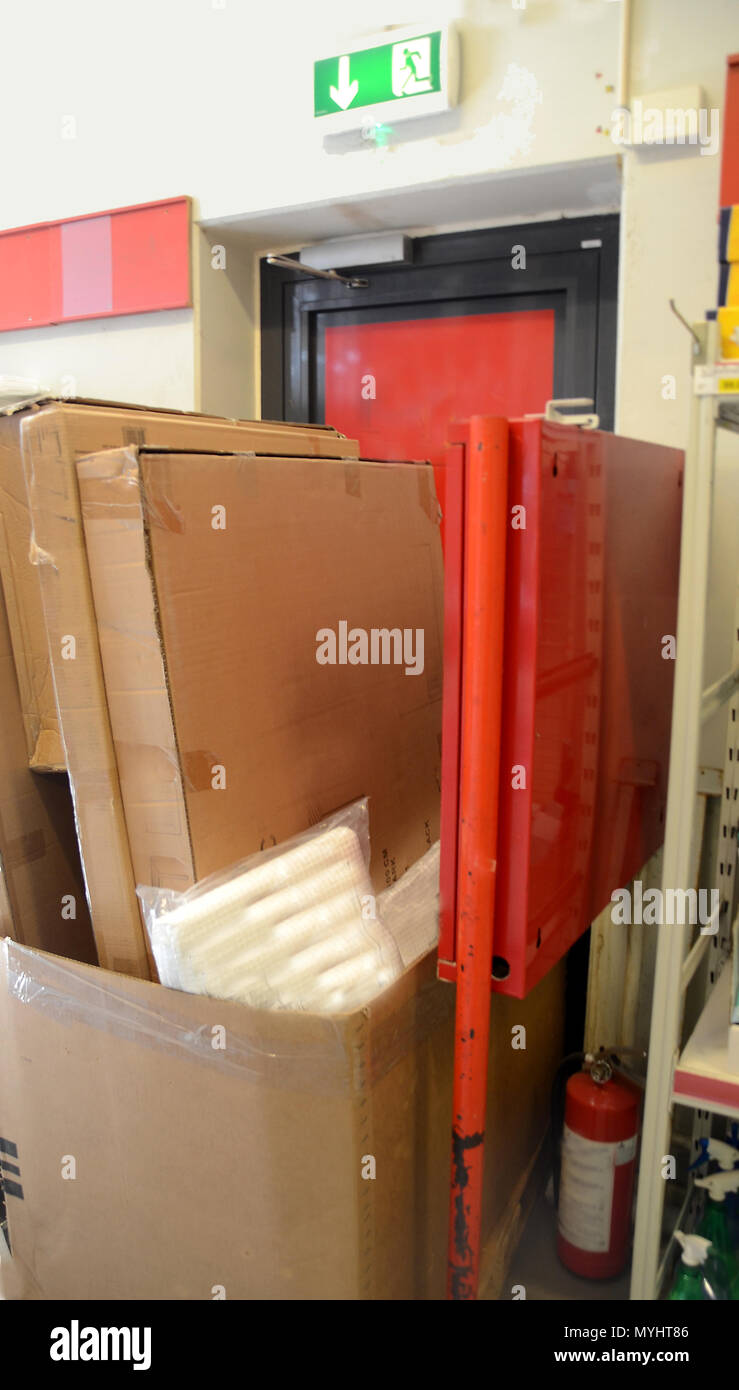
<box><xmin>0</xmin><ymin>395</ymin><xmax>349</xmax><ymax>436</ymax></box>
<box><xmin>0</xmin><ymin>938</ymin><xmax>452</xmax><ymax>1093</ymax></box>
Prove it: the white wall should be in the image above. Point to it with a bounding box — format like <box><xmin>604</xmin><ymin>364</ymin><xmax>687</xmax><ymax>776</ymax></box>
<box><xmin>613</xmin><ymin>0</ymin><xmax>738</xmax><ymax>766</ymax></box>
<box><xmin>0</xmin><ymin>0</ymin><xmax>737</xmax><ymax>432</ymax></box>
<box><xmin>615</xmin><ymin>0</ymin><xmax>735</xmax><ymax>445</ymax></box>
<box><xmin>0</xmin><ymin>311</ymin><xmax>195</xmax><ymax>410</ymax></box>
<box><xmin>0</xmin><ymin>0</ymin><xmax>627</xmax><ymax>412</ymax></box>
<box><xmin>0</xmin><ymin>1</ymin><xmax>621</xmax><ymax>228</ymax></box>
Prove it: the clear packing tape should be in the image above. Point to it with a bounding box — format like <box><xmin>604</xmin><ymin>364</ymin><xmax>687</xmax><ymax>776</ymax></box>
<box><xmin>137</xmin><ymin>800</ymin><xmax>440</xmax><ymax>1016</ymax></box>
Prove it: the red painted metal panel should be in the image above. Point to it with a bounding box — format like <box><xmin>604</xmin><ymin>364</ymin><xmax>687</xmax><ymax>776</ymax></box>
<box><xmin>481</xmin><ymin>420</ymin><xmax>680</xmax><ymax>998</ymax></box>
<box><xmin>720</xmin><ymin>54</ymin><xmax>739</xmax><ymax>208</ymax></box>
<box><xmin>0</xmin><ymin>197</ymin><xmax>190</xmax><ymax>332</ymax></box>
<box><xmin>0</xmin><ymin>224</ymin><xmax>62</xmax><ymax>331</ymax></box>
<box><xmin>587</xmin><ymin>431</ymin><xmax>682</xmax><ymax>922</ymax></box>
<box><xmin>436</xmin><ymin>418</ymin><xmax>680</xmax><ymax>1000</ymax></box>
<box><xmin>438</xmin><ymin>440</ymin><xmax>466</xmax><ymax>972</ymax></box>
<box><xmin>493</xmin><ymin>420</ymin><xmax>544</xmax><ymax>993</ymax></box>
<box><xmin>111</xmin><ymin>199</ymin><xmax>191</xmax><ymax>316</ymax></box>
<box><xmin>447</xmin><ymin>417</ymin><xmax>508</xmax><ymax>1300</ymax></box>
<box><xmin>494</xmin><ymin>421</ymin><xmax>604</xmax><ymax>996</ymax></box>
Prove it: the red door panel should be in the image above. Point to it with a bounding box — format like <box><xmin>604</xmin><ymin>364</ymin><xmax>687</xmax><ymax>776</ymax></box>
<box><xmin>323</xmin><ymin>308</ymin><xmax>555</xmax><ymax>515</ymax></box>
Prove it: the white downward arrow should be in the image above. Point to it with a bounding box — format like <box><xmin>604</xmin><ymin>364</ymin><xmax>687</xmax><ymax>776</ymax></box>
<box><xmin>330</xmin><ymin>55</ymin><xmax>359</xmax><ymax>110</ymax></box>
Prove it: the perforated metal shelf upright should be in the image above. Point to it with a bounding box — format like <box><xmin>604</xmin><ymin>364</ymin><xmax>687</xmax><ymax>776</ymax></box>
<box><xmin>630</xmin><ymin>318</ymin><xmax>739</xmax><ymax>1300</ymax></box>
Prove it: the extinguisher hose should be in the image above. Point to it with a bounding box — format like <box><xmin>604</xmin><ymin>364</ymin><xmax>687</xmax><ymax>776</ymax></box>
<box><xmin>550</xmin><ymin>1051</ymin><xmax>586</xmax><ymax>1209</ymax></box>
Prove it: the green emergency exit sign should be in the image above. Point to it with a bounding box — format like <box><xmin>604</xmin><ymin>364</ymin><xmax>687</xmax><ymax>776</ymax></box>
<box><xmin>314</xmin><ymin>26</ymin><xmax>458</xmax><ymax>131</ymax></box>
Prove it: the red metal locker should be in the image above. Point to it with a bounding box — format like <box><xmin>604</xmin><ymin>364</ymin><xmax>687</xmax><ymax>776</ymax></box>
<box><xmin>438</xmin><ymin>418</ymin><xmax>682</xmax><ymax>999</ymax></box>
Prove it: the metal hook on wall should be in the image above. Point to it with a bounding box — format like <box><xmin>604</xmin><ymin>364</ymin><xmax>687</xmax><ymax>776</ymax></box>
<box><xmin>669</xmin><ymin>299</ymin><xmax>702</xmax><ymax>354</ymax></box>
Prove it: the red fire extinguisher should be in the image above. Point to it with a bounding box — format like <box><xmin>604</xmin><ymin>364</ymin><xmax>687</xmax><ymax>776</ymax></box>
<box><xmin>557</xmin><ymin>1054</ymin><xmax>641</xmax><ymax>1279</ymax></box>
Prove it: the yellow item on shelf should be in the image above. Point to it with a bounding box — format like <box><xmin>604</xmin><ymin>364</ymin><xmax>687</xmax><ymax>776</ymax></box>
<box><xmin>718</xmin><ymin>306</ymin><xmax>739</xmax><ymax>360</ymax></box>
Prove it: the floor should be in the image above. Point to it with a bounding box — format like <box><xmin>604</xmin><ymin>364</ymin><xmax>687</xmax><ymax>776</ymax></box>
<box><xmin>503</xmin><ymin>1189</ymin><xmax>632</xmax><ymax>1301</ymax></box>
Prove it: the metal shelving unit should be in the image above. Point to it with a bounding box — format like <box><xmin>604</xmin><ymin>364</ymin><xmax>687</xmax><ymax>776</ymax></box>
<box><xmin>630</xmin><ymin>319</ymin><xmax>739</xmax><ymax>1300</ymax></box>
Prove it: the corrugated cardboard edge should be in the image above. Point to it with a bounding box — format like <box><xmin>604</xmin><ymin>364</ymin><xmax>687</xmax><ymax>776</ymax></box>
<box><xmin>0</xmin><ymin>514</ymin><xmax>36</xmax><ymax>769</ymax></box>
<box><xmin>0</xmin><ymin>556</ymin><xmax>97</xmax><ymax>963</ymax></box>
<box><xmin>0</xmin><ymin>415</ymin><xmax>64</xmax><ymax>765</ymax></box>
<box><xmin>77</xmin><ymin>446</ymin><xmax>196</xmax><ymax>904</ymax></box>
<box><xmin>0</xmin><ymin>396</ymin><xmax>359</xmax><ymax>454</ymax></box>
<box><xmin>19</xmin><ymin>417</ymin><xmax>151</xmax><ymax>980</ymax></box>
<box><xmin>0</xmin><ymin>395</ymin><xmax>343</xmax><ymax>432</ymax></box>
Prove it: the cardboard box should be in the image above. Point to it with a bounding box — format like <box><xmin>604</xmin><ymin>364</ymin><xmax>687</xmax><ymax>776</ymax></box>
<box><xmin>0</xmin><ymin>402</ymin><xmax>356</xmax><ymax>979</ymax></box>
<box><xmin>77</xmin><ymin>447</ymin><xmax>443</xmax><ymax>976</ymax></box>
<box><xmin>0</xmin><ymin>397</ymin><xmax>358</xmax><ymax>772</ymax></box>
<box><xmin>0</xmin><ymin>578</ymin><xmax>96</xmax><ymax>965</ymax></box>
<box><xmin>0</xmin><ymin>939</ymin><xmax>564</xmax><ymax>1300</ymax></box>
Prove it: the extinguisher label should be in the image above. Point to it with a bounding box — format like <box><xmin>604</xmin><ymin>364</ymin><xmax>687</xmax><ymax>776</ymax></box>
<box><xmin>615</xmin><ymin>1135</ymin><xmax>637</xmax><ymax>1165</ymax></box>
<box><xmin>558</xmin><ymin>1126</ymin><xmax>634</xmax><ymax>1253</ymax></box>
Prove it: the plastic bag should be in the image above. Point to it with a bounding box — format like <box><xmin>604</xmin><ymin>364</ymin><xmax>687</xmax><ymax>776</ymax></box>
<box><xmin>376</xmin><ymin>841</ymin><xmax>440</xmax><ymax>969</ymax></box>
<box><xmin>137</xmin><ymin>800</ymin><xmax>404</xmax><ymax>1014</ymax></box>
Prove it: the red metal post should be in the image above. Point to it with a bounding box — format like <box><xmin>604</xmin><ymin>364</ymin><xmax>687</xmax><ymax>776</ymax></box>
<box><xmin>438</xmin><ymin>440</ymin><xmax>466</xmax><ymax>973</ymax></box>
<box><xmin>447</xmin><ymin>416</ymin><xmax>509</xmax><ymax>1300</ymax></box>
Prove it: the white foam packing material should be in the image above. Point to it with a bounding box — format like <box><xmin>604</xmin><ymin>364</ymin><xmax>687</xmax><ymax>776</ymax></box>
<box><xmin>173</xmin><ymin>861</ymin><xmax>367</xmax><ymax>992</ymax></box>
<box><xmin>165</xmin><ymin>828</ymin><xmax>366</xmax><ymax>939</ymax></box>
<box><xmin>153</xmin><ymin>829</ymin><xmax>365</xmax><ymax>992</ymax></box>
<box><xmin>147</xmin><ymin>825</ymin><xmax>403</xmax><ymax>1014</ymax></box>
<box><xmin>205</xmin><ymin>900</ymin><xmax>371</xmax><ymax>1005</ymax></box>
<box><xmin>202</xmin><ymin>889</ymin><xmax>363</xmax><ymax>993</ymax></box>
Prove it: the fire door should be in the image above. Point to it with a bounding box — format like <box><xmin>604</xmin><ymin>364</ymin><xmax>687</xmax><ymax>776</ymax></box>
<box><xmin>261</xmin><ymin>216</ymin><xmax>619</xmax><ymax>434</ymax></box>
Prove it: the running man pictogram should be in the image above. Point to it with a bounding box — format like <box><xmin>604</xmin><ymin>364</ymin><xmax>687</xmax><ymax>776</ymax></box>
<box><xmin>391</xmin><ymin>37</ymin><xmax>433</xmax><ymax>97</ymax></box>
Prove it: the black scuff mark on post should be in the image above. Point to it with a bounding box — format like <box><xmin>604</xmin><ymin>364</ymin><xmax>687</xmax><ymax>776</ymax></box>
<box><xmin>450</xmin><ymin>1127</ymin><xmax>484</xmax><ymax>1299</ymax></box>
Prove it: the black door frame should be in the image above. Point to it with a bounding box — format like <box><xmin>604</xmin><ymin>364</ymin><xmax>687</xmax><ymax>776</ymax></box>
<box><xmin>260</xmin><ymin>213</ymin><xmax>619</xmax><ymax>430</ymax></box>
